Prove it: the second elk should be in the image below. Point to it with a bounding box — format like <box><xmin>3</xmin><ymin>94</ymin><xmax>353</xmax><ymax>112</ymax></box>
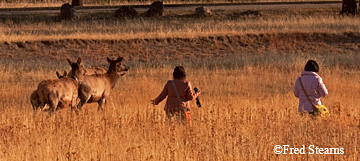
<box><xmin>30</xmin><ymin>71</ymin><xmax>79</xmax><ymax>115</ymax></box>
<box><xmin>67</xmin><ymin>56</ymin><xmax>129</xmax><ymax>111</ymax></box>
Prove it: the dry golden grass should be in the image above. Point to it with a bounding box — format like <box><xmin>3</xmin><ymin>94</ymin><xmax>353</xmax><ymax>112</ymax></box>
<box><xmin>0</xmin><ymin>8</ymin><xmax>356</xmax><ymax>42</ymax></box>
<box><xmin>1</xmin><ymin>54</ymin><xmax>360</xmax><ymax>160</ymax></box>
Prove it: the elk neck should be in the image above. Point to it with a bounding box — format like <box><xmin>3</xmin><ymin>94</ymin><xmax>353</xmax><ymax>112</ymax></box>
<box><xmin>72</xmin><ymin>70</ymin><xmax>85</xmax><ymax>82</ymax></box>
<box><xmin>70</xmin><ymin>74</ymin><xmax>79</xmax><ymax>83</ymax></box>
<box><xmin>106</xmin><ymin>69</ymin><xmax>120</xmax><ymax>88</ymax></box>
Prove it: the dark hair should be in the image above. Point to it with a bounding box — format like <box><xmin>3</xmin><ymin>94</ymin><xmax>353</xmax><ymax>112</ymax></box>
<box><xmin>173</xmin><ymin>66</ymin><xmax>186</xmax><ymax>79</ymax></box>
<box><xmin>304</xmin><ymin>60</ymin><xmax>319</xmax><ymax>72</ymax></box>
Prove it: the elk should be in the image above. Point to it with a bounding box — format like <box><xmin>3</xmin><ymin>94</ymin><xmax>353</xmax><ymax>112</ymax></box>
<box><xmin>67</xmin><ymin>56</ymin><xmax>129</xmax><ymax>111</ymax></box>
<box><xmin>30</xmin><ymin>71</ymin><xmax>79</xmax><ymax>115</ymax></box>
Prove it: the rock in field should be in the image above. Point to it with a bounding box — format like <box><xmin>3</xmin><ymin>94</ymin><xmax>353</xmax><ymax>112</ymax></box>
<box><xmin>195</xmin><ymin>6</ymin><xmax>212</xmax><ymax>17</ymax></box>
<box><xmin>115</xmin><ymin>6</ymin><xmax>139</xmax><ymax>18</ymax></box>
<box><xmin>146</xmin><ymin>1</ymin><xmax>164</xmax><ymax>17</ymax></box>
<box><xmin>60</xmin><ymin>3</ymin><xmax>79</xmax><ymax>20</ymax></box>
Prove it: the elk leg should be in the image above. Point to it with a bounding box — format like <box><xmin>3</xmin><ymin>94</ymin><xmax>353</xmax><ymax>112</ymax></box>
<box><xmin>77</xmin><ymin>98</ymin><xmax>87</xmax><ymax>111</ymax></box>
<box><xmin>77</xmin><ymin>86</ymin><xmax>91</xmax><ymax>111</ymax></box>
<box><xmin>30</xmin><ymin>91</ymin><xmax>40</xmax><ymax>113</ymax></box>
<box><xmin>31</xmin><ymin>101</ymin><xmax>40</xmax><ymax>115</ymax></box>
<box><xmin>32</xmin><ymin>103</ymin><xmax>41</xmax><ymax>117</ymax></box>
<box><xmin>48</xmin><ymin>92</ymin><xmax>59</xmax><ymax>116</ymax></box>
<box><xmin>71</xmin><ymin>96</ymin><xmax>79</xmax><ymax>115</ymax></box>
<box><xmin>48</xmin><ymin>99</ymin><xmax>59</xmax><ymax>116</ymax></box>
<box><xmin>98</xmin><ymin>98</ymin><xmax>106</xmax><ymax>111</ymax></box>
<box><xmin>77</xmin><ymin>93</ymin><xmax>90</xmax><ymax>111</ymax></box>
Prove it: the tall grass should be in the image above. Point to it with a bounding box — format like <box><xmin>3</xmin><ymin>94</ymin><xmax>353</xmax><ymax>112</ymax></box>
<box><xmin>0</xmin><ymin>53</ymin><xmax>359</xmax><ymax>160</ymax></box>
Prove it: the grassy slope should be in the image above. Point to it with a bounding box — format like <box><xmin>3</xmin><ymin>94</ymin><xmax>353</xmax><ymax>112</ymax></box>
<box><xmin>1</xmin><ymin>8</ymin><xmax>358</xmax><ymax>42</ymax></box>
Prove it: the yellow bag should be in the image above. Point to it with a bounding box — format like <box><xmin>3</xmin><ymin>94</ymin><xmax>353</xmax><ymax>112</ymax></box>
<box><xmin>299</xmin><ymin>77</ymin><xmax>330</xmax><ymax>118</ymax></box>
<box><xmin>313</xmin><ymin>104</ymin><xmax>330</xmax><ymax>118</ymax></box>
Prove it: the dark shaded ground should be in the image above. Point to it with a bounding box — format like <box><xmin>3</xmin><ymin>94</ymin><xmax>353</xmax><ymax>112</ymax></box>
<box><xmin>1</xmin><ymin>32</ymin><xmax>360</xmax><ymax>65</ymax></box>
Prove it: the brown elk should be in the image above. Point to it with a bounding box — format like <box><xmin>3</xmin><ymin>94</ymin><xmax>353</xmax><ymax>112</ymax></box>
<box><xmin>30</xmin><ymin>71</ymin><xmax>79</xmax><ymax>115</ymax></box>
<box><xmin>67</xmin><ymin>56</ymin><xmax>129</xmax><ymax>111</ymax></box>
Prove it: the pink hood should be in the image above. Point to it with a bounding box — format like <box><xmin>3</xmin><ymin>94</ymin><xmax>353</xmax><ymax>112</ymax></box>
<box><xmin>294</xmin><ymin>71</ymin><xmax>328</xmax><ymax>112</ymax></box>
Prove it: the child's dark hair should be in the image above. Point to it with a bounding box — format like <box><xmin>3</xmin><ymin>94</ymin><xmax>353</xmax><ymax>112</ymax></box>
<box><xmin>304</xmin><ymin>60</ymin><xmax>319</xmax><ymax>73</ymax></box>
<box><xmin>173</xmin><ymin>66</ymin><xmax>186</xmax><ymax>79</ymax></box>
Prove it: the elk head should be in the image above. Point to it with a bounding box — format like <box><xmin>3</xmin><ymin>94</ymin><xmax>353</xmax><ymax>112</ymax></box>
<box><xmin>67</xmin><ymin>57</ymin><xmax>86</xmax><ymax>79</ymax></box>
<box><xmin>107</xmin><ymin>56</ymin><xmax>129</xmax><ymax>76</ymax></box>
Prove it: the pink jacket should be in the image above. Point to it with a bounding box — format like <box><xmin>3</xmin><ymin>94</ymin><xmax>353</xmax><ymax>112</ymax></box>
<box><xmin>154</xmin><ymin>79</ymin><xmax>200</xmax><ymax>112</ymax></box>
<box><xmin>294</xmin><ymin>71</ymin><xmax>328</xmax><ymax>112</ymax></box>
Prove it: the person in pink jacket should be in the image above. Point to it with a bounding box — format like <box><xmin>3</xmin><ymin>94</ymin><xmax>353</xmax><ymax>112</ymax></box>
<box><xmin>294</xmin><ymin>60</ymin><xmax>328</xmax><ymax>114</ymax></box>
<box><xmin>152</xmin><ymin>66</ymin><xmax>201</xmax><ymax>124</ymax></box>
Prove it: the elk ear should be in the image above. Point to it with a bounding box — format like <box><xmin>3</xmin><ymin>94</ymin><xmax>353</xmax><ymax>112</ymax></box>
<box><xmin>116</xmin><ymin>57</ymin><xmax>123</xmax><ymax>62</ymax></box>
<box><xmin>56</xmin><ymin>71</ymin><xmax>60</xmax><ymax>78</ymax></box>
<box><xmin>63</xmin><ymin>71</ymin><xmax>67</xmax><ymax>76</ymax></box>
<box><xmin>107</xmin><ymin>57</ymin><xmax>111</xmax><ymax>63</ymax></box>
<box><xmin>76</xmin><ymin>58</ymin><xmax>82</xmax><ymax>65</ymax></box>
<box><xmin>67</xmin><ymin>58</ymin><xmax>72</xmax><ymax>65</ymax></box>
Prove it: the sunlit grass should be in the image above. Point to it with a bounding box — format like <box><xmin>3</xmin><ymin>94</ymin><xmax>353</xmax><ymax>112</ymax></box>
<box><xmin>0</xmin><ymin>54</ymin><xmax>359</xmax><ymax>160</ymax></box>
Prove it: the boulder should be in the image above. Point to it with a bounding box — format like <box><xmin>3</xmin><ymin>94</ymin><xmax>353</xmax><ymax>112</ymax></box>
<box><xmin>146</xmin><ymin>1</ymin><xmax>164</xmax><ymax>17</ymax></box>
<box><xmin>115</xmin><ymin>6</ymin><xmax>139</xmax><ymax>18</ymax></box>
<box><xmin>60</xmin><ymin>3</ymin><xmax>79</xmax><ymax>20</ymax></box>
<box><xmin>195</xmin><ymin>6</ymin><xmax>212</xmax><ymax>17</ymax></box>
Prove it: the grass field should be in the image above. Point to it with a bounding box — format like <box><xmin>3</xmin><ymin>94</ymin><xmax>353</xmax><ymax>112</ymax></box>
<box><xmin>1</xmin><ymin>54</ymin><xmax>360</xmax><ymax>160</ymax></box>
